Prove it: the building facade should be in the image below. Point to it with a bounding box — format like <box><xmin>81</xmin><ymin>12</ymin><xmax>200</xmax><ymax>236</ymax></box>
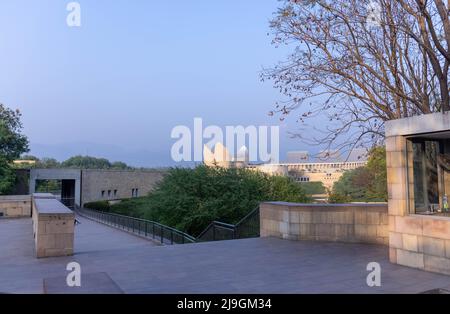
<box><xmin>253</xmin><ymin>161</ymin><xmax>367</xmax><ymax>190</ymax></box>
<box><xmin>29</xmin><ymin>169</ymin><xmax>166</xmax><ymax>208</ymax></box>
<box><xmin>386</xmin><ymin>112</ymin><xmax>450</xmax><ymax>275</ymax></box>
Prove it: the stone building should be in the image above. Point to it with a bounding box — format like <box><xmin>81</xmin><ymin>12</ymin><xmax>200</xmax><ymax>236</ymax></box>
<box><xmin>386</xmin><ymin>111</ymin><xmax>450</xmax><ymax>275</ymax></box>
<box><xmin>29</xmin><ymin>168</ymin><xmax>166</xmax><ymax>208</ymax></box>
<box><xmin>203</xmin><ymin>143</ymin><xmax>249</xmax><ymax>168</ymax></box>
<box><xmin>203</xmin><ymin>144</ymin><xmax>367</xmax><ymax>190</ymax></box>
<box><xmin>251</xmin><ymin>160</ymin><xmax>367</xmax><ymax>190</ymax></box>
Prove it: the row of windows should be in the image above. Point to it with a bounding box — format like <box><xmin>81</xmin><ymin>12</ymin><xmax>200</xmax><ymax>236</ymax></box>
<box><xmin>293</xmin><ymin>174</ymin><xmax>337</xmax><ymax>182</ymax></box>
<box><xmin>101</xmin><ymin>188</ymin><xmax>139</xmax><ymax>199</ymax></box>
<box><xmin>287</xmin><ymin>162</ymin><xmax>365</xmax><ymax>171</ymax></box>
<box><xmin>101</xmin><ymin>189</ymin><xmax>117</xmax><ymax>198</ymax></box>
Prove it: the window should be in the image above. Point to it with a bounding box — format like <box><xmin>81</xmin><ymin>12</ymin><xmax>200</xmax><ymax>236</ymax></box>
<box><xmin>132</xmin><ymin>188</ymin><xmax>135</xmax><ymax>197</ymax></box>
<box><xmin>101</xmin><ymin>190</ymin><xmax>105</xmax><ymax>198</ymax></box>
<box><xmin>114</xmin><ymin>190</ymin><xmax>117</xmax><ymax>197</ymax></box>
<box><xmin>407</xmin><ymin>136</ymin><xmax>450</xmax><ymax>215</ymax></box>
<box><xmin>135</xmin><ymin>189</ymin><xmax>139</xmax><ymax>197</ymax></box>
<box><xmin>108</xmin><ymin>190</ymin><xmax>111</xmax><ymax>198</ymax></box>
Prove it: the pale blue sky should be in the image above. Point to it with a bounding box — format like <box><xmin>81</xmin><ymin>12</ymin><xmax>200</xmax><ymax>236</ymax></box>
<box><xmin>0</xmin><ymin>0</ymin><xmax>319</xmax><ymax>166</ymax></box>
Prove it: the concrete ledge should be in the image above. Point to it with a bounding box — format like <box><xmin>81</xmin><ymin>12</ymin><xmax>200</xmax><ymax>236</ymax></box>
<box><xmin>32</xmin><ymin>196</ymin><xmax>75</xmax><ymax>258</ymax></box>
<box><xmin>0</xmin><ymin>195</ymin><xmax>32</xmax><ymax>218</ymax></box>
<box><xmin>260</xmin><ymin>202</ymin><xmax>388</xmax><ymax>245</ymax></box>
<box><xmin>385</xmin><ymin>112</ymin><xmax>450</xmax><ymax>137</ymax></box>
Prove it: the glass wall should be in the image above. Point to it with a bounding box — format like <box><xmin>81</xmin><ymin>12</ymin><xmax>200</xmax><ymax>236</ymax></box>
<box><xmin>408</xmin><ymin>136</ymin><xmax>450</xmax><ymax>215</ymax></box>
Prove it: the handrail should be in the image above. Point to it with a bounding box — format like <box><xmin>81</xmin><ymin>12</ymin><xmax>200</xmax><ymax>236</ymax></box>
<box><xmin>79</xmin><ymin>206</ymin><xmax>259</xmax><ymax>244</ymax></box>
<box><xmin>196</xmin><ymin>220</ymin><xmax>236</xmax><ymax>239</ymax></box>
<box><xmin>196</xmin><ymin>207</ymin><xmax>260</xmax><ymax>241</ymax></box>
<box><xmin>235</xmin><ymin>207</ymin><xmax>259</xmax><ymax>226</ymax></box>
<box><xmin>77</xmin><ymin>207</ymin><xmax>196</xmax><ymax>244</ymax></box>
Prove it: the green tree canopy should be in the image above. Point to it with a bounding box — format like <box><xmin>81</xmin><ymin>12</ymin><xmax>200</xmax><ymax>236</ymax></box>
<box><xmin>101</xmin><ymin>165</ymin><xmax>310</xmax><ymax>235</ymax></box>
<box><xmin>0</xmin><ymin>104</ymin><xmax>29</xmax><ymax>194</ymax></box>
<box><xmin>37</xmin><ymin>158</ymin><xmax>61</xmax><ymax>169</ymax></box>
<box><xmin>61</xmin><ymin>155</ymin><xmax>130</xmax><ymax>169</ymax></box>
<box><xmin>329</xmin><ymin>147</ymin><xmax>387</xmax><ymax>203</ymax></box>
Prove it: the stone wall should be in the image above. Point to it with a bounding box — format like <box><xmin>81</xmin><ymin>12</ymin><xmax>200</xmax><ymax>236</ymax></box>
<box><xmin>0</xmin><ymin>195</ymin><xmax>32</xmax><ymax>218</ymax></box>
<box><xmin>260</xmin><ymin>202</ymin><xmax>388</xmax><ymax>245</ymax></box>
<box><xmin>32</xmin><ymin>194</ymin><xmax>75</xmax><ymax>258</ymax></box>
<box><xmin>389</xmin><ymin>215</ymin><xmax>450</xmax><ymax>275</ymax></box>
<box><xmin>81</xmin><ymin>169</ymin><xmax>166</xmax><ymax>205</ymax></box>
<box><xmin>386</xmin><ymin>131</ymin><xmax>450</xmax><ymax>275</ymax></box>
<box><xmin>29</xmin><ymin>168</ymin><xmax>167</xmax><ymax>207</ymax></box>
<box><xmin>386</xmin><ymin>112</ymin><xmax>450</xmax><ymax>275</ymax></box>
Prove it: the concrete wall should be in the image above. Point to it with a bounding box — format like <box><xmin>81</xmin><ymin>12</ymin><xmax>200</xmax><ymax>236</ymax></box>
<box><xmin>29</xmin><ymin>168</ymin><xmax>167</xmax><ymax>207</ymax></box>
<box><xmin>0</xmin><ymin>195</ymin><xmax>32</xmax><ymax>218</ymax></box>
<box><xmin>81</xmin><ymin>169</ymin><xmax>165</xmax><ymax>205</ymax></box>
<box><xmin>386</xmin><ymin>113</ymin><xmax>450</xmax><ymax>275</ymax></box>
<box><xmin>260</xmin><ymin>202</ymin><xmax>389</xmax><ymax>245</ymax></box>
<box><xmin>30</xmin><ymin>169</ymin><xmax>82</xmax><ymax>207</ymax></box>
<box><xmin>255</xmin><ymin>162</ymin><xmax>366</xmax><ymax>190</ymax></box>
<box><xmin>32</xmin><ymin>194</ymin><xmax>74</xmax><ymax>258</ymax></box>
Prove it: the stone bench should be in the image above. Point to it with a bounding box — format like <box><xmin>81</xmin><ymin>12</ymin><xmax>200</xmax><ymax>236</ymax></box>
<box><xmin>0</xmin><ymin>195</ymin><xmax>32</xmax><ymax>218</ymax></box>
<box><xmin>32</xmin><ymin>194</ymin><xmax>75</xmax><ymax>258</ymax></box>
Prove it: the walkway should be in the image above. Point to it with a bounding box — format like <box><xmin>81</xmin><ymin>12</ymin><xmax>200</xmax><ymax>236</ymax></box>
<box><xmin>1</xmin><ymin>217</ymin><xmax>450</xmax><ymax>293</ymax></box>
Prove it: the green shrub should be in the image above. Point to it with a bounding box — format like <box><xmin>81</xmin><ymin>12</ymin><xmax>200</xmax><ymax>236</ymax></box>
<box><xmin>108</xmin><ymin>165</ymin><xmax>310</xmax><ymax>236</ymax></box>
<box><xmin>299</xmin><ymin>181</ymin><xmax>326</xmax><ymax>195</ymax></box>
<box><xmin>84</xmin><ymin>200</ymin><xmax>111</xmax><ymax>212</ymax></box>
<box><xmin>106</xmin><ymin>197</ymin><xmax>152</xmax><ymax>217</ymax></box>
<box><xmin>329</xmin><ymin>147</ymin><xmax>387</xmax><ymax>203</ymax></box>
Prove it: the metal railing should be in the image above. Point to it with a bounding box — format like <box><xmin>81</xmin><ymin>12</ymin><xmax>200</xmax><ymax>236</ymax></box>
<box><xmin>196</xmin><ymin>207</ymin><xmax>260</xmax><ymax>242</ymax></box>
<box><xmin>60</xmin><ymin>197</ymin><xmax>76</xmax><ymax>210</ymax></box>
<box><xmin>77</xmin><ymin>207</ymin><xmax>196</xmax><ymax>245</ymax></box>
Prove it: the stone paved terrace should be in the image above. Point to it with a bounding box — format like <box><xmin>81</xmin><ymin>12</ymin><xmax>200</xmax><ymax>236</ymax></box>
<box><xmin>1</xmin><ymin>216</ymin><xmax>450</xmax><ymax>293</ymax></box>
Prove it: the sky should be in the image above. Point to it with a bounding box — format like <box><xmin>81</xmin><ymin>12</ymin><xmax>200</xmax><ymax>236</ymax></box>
<box><xmin>0</xmin><ymin>0</ymin><xmax>324</xmax><ymax>167</ymax></box>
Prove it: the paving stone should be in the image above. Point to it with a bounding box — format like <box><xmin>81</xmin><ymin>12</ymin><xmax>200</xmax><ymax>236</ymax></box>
<box><xmin>1</xmin><ymin>217</ymin><xmax>450</xmax><ymax>294</ymax></box>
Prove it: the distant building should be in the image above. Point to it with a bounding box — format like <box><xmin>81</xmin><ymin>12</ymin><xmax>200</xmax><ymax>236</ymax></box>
<box><xmin>29</xmin><ymin>168</ymin><xmax>166</xmax><ymax>208</ymax></box>
<box><xmin>203</xmin><ymin>143</ymin><xmax>249</xmax><ymax>168</ymax></box>
<box><xmin>13</xmin><ymin>159</ymin><xmax>36</xmax><ymax>165</ymax></box>
<box><xmin>254</xmin><ymin>149</ymin><xmax>369</xmax><ymax>190</ymax></box>
<box><xmin>287</xmin><ymin>151</ymin><xmax>309</xmax><ymax>163</ymax></box>
<box><xmin>203</xmin><ymin>144</ymin><xmax>368</xmax><ymax>190</ymax></box>
<box><xmin>316</xmin><ymin>150</ymin><xmax>342</xmax><ymax>162</ymax></box>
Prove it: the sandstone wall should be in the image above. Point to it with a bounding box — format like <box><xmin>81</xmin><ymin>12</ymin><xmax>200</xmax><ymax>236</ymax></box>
<box><xmin>260</xmin><ymin>202</ymin><xmax>388</xmax><ymax>245</ymax></box>
<box><xmin>0</xmin><ymin>195</ymin><xmax>32</xmax><ymax>218</ymax></box>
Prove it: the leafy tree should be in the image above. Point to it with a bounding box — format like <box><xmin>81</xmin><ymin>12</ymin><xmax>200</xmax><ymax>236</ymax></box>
<box><xmin>105</xmin><ymin>165</ymin><xmax>310</xmax><ymax>235</ymax></box>
<box><xmin>61</xmin><ymin>156</ymin><xmax>130</xmax><ymax>169</ymax></box>
<box><xmin>62</xmin><ymin>155</ymin><xmax>112</xmax><ymax>169</ymax></box>
<box><xmin>0</xmin><ymin>161</ymin><xmax>17</xmax><ymax>194</ymax></box>
<box><xmin>329</xmin><ymin>147</ymin><xmax>387</xmax><ymax>203</ymax></box>
<box><xmin>19</xmin><ymin>155</ymin><xmax>39</xmax><ymax>161</ymax></box>
<box><xmin>111</xmin><ymin>161</ymin><xmax>130</xmax><ymax>170</ymax></box>
<box><xmin>299</xmin><ymin>181</ymin><xmax>326</xmax><ymax>196</ymax></box>
<box><xmin>365</xmin><ymin>146</ymin><xmax>388</xmax><ymax>200</ymax></box>
<box><xmin>37</xmin><ymin>158</ymin><xmax>61</xmax><ymax>169</ymax></box>
<box><xmin>0</xmin><ymin>104</ymin><xmax>29</xmax><ymax>194</ymax></box>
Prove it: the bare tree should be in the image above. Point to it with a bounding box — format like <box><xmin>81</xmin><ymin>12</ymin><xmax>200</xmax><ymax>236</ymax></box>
<box><xmin>263</xmin><ymin>0</ymin><xmax>450</xmax><ymax>155</ymax></box>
